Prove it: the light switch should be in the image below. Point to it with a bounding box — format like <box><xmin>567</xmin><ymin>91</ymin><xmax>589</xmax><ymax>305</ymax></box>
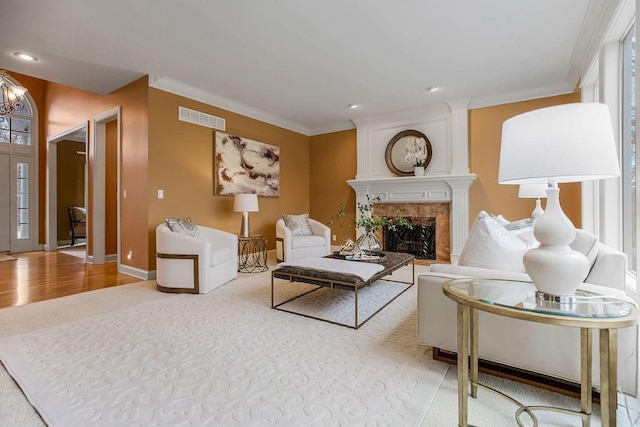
<box><xmin>123</xmin><ymin>189</ymin><xmax>128</xmax><ymax>199</ymax></box>
<box><xmin>158</xmin><ymin>189</ymin><xmax>164</xmax><ymax>199</ymax></box>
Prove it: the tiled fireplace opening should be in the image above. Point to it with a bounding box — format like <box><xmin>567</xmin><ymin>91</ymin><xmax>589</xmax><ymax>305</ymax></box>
<box><xmin>374</xmin><ymin>203</ymin><xmax>450</xmax><ymax>263</ymax></box>
<box><xmin>383</xmin><ymin>217</ymin><xmax>436</xmax><ymax>260</ymax></box>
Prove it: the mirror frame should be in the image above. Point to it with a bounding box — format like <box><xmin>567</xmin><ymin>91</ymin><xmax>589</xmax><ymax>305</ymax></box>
<box><xmin>384</xmin><ymin>130</ymin><xmax>432</xmax><ymax>176</ymax></box>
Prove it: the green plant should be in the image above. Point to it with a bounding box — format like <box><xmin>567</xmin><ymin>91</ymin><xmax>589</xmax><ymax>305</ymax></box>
<box><xmin>329</xmin><ymin>195</ymin><xmax>412</xmax><ymax>234</ymax></box>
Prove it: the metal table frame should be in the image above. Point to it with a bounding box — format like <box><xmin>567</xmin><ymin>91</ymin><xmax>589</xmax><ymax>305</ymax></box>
<box><xmin>443</xmin><ymin>278</ymin><xmax>639</xmax><ymax>427</ymax></box>
<box><xmin>271</xmin><ymin>252</ymin><xmax>414</xmax><ymax>329</ymax></box>
<box><xmin>237</xmin><ymin>235</ymin><xmax>268</xmax><ymax>273</ymax></box>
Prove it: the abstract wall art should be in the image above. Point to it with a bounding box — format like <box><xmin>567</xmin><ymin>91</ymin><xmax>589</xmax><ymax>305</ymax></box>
<box><xmin>214</xmin><ymin>132</ymin><xmax>280</xmax><ymax>197</ymax></box>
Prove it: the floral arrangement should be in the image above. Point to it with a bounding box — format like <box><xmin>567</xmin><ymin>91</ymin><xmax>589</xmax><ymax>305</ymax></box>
<box><xmin>404</xmin><ymin>136</ymin><xmax>428</xmax><ymax>167</ymax></box>
<box><xmin>330</xmin><ymin>195</ymin><xmax>412</xmax><ymax>234</ymax></box>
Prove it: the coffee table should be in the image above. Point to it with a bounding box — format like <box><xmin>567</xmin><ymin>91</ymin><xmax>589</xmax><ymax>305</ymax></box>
<box><xmin>271</xmin><ymin>251</ymin><xmax>414</xmax><ymax>329</ymax></box>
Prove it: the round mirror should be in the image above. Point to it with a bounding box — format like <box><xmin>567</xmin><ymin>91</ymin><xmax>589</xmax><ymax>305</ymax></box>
<box><xmin>384</xmin><ymin>130</ymin><xmax>432</xmax><ymax>176</ymax></box>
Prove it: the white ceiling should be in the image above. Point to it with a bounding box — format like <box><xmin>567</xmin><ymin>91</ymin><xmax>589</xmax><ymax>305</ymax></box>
<box><xmin>0</xmin><ymin>0</ymin><xmax>618</xmax><ymax>135</ymax></box>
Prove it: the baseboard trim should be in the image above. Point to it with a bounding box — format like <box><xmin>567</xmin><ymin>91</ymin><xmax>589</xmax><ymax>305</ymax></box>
<box><xmin>119</xmin><ymin>264</ymin><xmax>156</xmax><ymax>280</ymax></box>
<box><xmin>432</xmin><ymin>347</ymin><xmax>601</xmax><ymax>403</ymax></box>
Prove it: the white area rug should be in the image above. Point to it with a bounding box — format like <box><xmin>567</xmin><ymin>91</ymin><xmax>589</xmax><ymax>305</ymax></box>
<box><xmin>0</xmin><ymin>267</ymin><xmax>447</xmax><ymax>426</ymax></box>
<box><xmin>274</xmin><ymin>279</ymin><xmax>410</xmax><ymax>327</ymax></box>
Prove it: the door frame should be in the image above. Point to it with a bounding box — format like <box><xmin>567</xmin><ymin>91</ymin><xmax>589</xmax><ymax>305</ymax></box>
<box><xmin>93</xmin><ymin>107</ymin><xmax>122</xmax><ymax>267</ymax></box>
<box><xmin>45</xmin><ymin>122</ymin><xmax>88</xmax><ymax>252</ymax></box>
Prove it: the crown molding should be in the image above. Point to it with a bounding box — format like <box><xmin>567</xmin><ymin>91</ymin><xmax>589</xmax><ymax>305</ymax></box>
<box><xmin>149</xmin><ymin>75</ymin><xmax>312</xmax><ymax>136</ymax></box>
<box><xmin>309</xmin><ymin>121</ymin><xmax>355</xmax><ymax>136</ymax></box>
<box><xmin>469</xmin><ymin>83</ymin><xmax>574</xmax><ymax>110</ymax></box>
<box><xmin>566</xmin><ymin>0</ymin><xmax>622</xmax><ymax>90</ymax></box>
<box><xmin>351</xmin><ymin>104</ymin><xmax>451</xmax><ymax>129</ymax></box>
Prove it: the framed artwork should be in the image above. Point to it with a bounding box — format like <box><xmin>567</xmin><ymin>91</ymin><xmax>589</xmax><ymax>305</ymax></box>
<box><xmin>214</xmin><ymin>132</ymin><xmax>280</xmax><ymax>197</ymax></box>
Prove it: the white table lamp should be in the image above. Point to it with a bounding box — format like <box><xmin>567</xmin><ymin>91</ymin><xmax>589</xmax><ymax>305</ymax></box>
<box><xmin>499</xmin><ymin>103</ymin><xmax>620</xmax><ymax>303</ymax></box>
<box><xmin>234</xmin><ymin>194</ymin><xmax>259</xmax><ymax>237</ymax></box>
<box><xmin>518</xmin><ymin>183</ymin><xmax>548</xmax><ymax>219</ymax></box>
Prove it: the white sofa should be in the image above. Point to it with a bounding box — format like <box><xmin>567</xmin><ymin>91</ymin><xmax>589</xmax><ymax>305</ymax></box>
<box><xmin>275</xmin><ymin>218</ymin><xmax>331</xmax><ymax>262</ymax></box>
<box><xmin>156</xmin><ymin>223</ymin><xmax>238</xmax><ymax>294</ymax></box>
<box><xmin>418</xmin><ymin>242</ymin><xmax>639</xmax><ymax>396</ymax></box>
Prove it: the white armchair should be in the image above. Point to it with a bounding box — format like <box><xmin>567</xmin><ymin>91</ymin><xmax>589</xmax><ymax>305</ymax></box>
<box><xmin>275</xmin><ymin>217</ymin><xmax>331</xmax><ymax>262</ymax></box>
<box><xmin>156</xmin><ymin>223</ymin><xmax>238</xmax><ymax>294</ymax></box>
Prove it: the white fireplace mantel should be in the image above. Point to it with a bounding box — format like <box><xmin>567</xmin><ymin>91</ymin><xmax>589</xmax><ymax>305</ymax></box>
<box><xmin>347</xmin><ymin>174</ymin><xmax>476</xmax><ymax>261</ymax></box>
<box><xmin>349</xmin><ymin>102</ymin><xmax>476</xmax><ymax>261</ymax></box>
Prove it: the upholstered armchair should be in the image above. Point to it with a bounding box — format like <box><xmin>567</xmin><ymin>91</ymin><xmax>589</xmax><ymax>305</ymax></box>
<box><xmin>275</xmin><ymin>216</ymin><xmax>331</xmax><ymax>262</ymax></box>
<box><xmin>156</xmin><ymin>223</ymin><xmax>238</xmax><ymax>294</ymax></box>
<box><xmin>67</xmin><ymin>206</ymin><xmax>86</xmax><ymax>246</ymax></box>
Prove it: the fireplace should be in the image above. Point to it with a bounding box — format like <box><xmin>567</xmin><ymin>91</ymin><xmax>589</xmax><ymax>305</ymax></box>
<box><xmin>374</xmin><ymin>202</ymin><xmax>450</xmax><ymax>263</ymax></box>
<box><xmin>383</xmin><ymin>217</ymin><xmax>436</xmax><ymax>260</ymax></box>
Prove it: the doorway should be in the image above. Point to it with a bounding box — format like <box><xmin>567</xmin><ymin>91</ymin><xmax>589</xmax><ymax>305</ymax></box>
<box><xmin>46</xmin><ymin>123</ymin><xmax>88</xmax><ymax>260</ymax></box>
<box><xmin>46</xmin><ymin>108</ymin><xmax>121</xmax><ymax>268</ymax></box>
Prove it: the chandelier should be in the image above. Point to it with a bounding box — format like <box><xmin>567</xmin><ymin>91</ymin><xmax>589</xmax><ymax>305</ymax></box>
<box><xmin>0</xmin><ymin>70</ymin><xmax>28</xmax><ymax>116</ymax></box>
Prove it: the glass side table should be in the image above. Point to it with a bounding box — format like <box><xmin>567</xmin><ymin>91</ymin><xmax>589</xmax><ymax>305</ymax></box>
<box><xmin>237</xmin><ymin>235</ymin><xmax>268</xmax><ymax>273</ymax></box>
<box><xmin>443</xmin><ymin>278</ymin><xmax>639</xmax><ymax>427</ymax></box>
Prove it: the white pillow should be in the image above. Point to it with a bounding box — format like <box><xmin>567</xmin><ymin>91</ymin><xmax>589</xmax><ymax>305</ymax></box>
<box><xmin>458</xmin><ymin>211</ymin><xmax>538</xmax><ymax>273</ymax></box>
<box><xmin>165</xmin><ymin>217</ymin><xmax>199</xmax><ymax>238</ymax></box>
<box><xmin>570</xmin><ymin>229</ymin><xmax>599</xmax><ymax>269</ymax></box>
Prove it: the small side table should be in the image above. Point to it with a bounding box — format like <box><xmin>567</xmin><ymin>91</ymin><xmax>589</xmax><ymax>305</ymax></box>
<box><xmin>443</xmin><ymin>278</ymin><xmax>639</xmax><ymax>427</ymax></box>
<box><xmin>237</xmin><ymin>235</ymin><xmax>268</xmax><ymax>273</ymax></box>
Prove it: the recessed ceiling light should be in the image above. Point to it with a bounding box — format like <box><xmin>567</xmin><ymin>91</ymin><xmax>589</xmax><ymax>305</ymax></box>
<box><xmin>348</xmin><ymin>104</ymin><xmax>359</xmax><ymax>109</ymax></box>
<box><xmin>14</xmin><ymin>52</ymin><xmax>38</xmax><ymax>62</ymax></box>
<box><xmin>426</xmin><ymin>86</ymin><xmax>441</xmax><ymax>93</ymax></box>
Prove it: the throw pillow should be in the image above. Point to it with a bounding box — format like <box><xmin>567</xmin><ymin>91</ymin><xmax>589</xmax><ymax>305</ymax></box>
<box><xmin>458</xmin><ymin>211</ymin><xmax>539</xmax><ymax>273</ymax></box>
<box><xmin>283</xmin><ymin>213</ymin><xmax>313</xmax><ymax>236</ymax></box>
<box><xmin>569</xmin><ymin>229</ymin><xmax>599</xmax><ymax>269</ymax></box>
<box><xmin>165</xmin><ymin>217</ymin><xmax>199</xmax><ymax>238</ymax></box>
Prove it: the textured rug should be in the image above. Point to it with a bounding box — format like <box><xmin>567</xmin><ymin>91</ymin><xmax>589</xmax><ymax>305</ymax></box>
<box><xmin>0</xmin><ymin>266</ymin><xmax>448</xmax><ymax>426</ymax></box>
<box><xmin>274</xmin><ymin>278</ymin><xmax>411</xmax><ymax>327</ymax></box>
<box><xmin>0</xmin><ymin>254</ymin><xmax>16</xmax><ymax>262</ymax></box>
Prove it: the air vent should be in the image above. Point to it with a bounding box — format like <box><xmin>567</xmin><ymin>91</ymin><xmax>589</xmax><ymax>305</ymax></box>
<box><xmin>178</xmin><ymin>106</ymin><xmax>226</xmax><ymax>130</ymax></box>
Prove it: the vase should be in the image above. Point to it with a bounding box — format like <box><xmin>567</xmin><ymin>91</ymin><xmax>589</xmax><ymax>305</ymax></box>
<box><xmin>414</xmin><ymin>166</ymin><xmax>425</xmax><ymax>176</ymax></box>
<box><xmin>355</xmin><ymin>229</ymin><xmax>382</xmax><ymax>253</ymax></box>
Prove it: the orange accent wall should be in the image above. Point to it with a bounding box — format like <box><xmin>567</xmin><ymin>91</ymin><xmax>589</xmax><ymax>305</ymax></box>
<box><xmin>14</xmin><ymin>65</ymin><xmax>586</xmax><ymax>273</ymax></box>
<box><xmin>43</xmin><ymin>77</ymin><xmax>149</xmax><ymax>269</ymax></box>
<box><xmin>468</xmin><ymin>91</ymin><xmax>583</xmax><ymax>226</ymax></box>
<box><xmin>309</xmin><ymin>92</ymin><xmax>584</xmax><ymax>239</ymax></box>
<box><xmin>309</xmin><ymin>129</ymin><xmax>357</xmax><ymax>243</ymax></box>
<box><xmin>147</xmin><ymin>88</ymin><xmax>310</xmax><ymax>269</ymax></box>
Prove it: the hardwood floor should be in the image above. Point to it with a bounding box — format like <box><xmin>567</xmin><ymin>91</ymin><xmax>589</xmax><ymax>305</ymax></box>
<box><xmin>0</xmin><ymin>250</ymin><xmax>141</xmax><ymax>310</ymax></box>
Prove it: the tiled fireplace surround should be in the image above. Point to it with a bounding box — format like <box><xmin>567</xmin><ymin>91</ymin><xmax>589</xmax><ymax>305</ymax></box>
<box><xmin>348</xmin><ymin>103</ymin><xmax>476</xmax><ymax>262</ymax></box>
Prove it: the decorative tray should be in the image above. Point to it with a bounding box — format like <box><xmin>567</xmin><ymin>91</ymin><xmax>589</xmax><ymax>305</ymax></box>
<box><xmin>331</xmin><ymin>251</ymin><xmax>385</xmax><ymax>261</ymax></box>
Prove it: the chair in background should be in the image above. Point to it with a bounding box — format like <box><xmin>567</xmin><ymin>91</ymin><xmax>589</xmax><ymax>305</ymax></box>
<box><xmin>67</xmin><ymin>206</ymin><xmax>87</xmax><ymax>246</ymax></box>
<box><xmin>156</xmin><ymin>223</ymin><xmax>238</xmax><ymax>294</ymax></box>
<box><xmin>276</xmin><ymin>215</ymin><xmax>331</xmax><ymax>262</ymax></box>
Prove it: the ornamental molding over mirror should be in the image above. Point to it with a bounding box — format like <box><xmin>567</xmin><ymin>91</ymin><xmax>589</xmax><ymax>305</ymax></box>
<box><xmin>384</xmin><ymin>130</ymin><xmax>432</xmax><ymax>176</ymax></box>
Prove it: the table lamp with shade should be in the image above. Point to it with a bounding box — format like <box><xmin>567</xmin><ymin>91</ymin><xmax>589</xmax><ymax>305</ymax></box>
<box><xmin>518</xmin><ymin>183</ymin><xmax>548</xmax><ymax>219</ymax></box>
<box><xmin>233</xmin><ymin>194</ymin><xmax>259</xmax><ymax>237</ymax></box>
<box><xmin>498</xmin><ymin>103</ymin><xmax>620</xmax><ymax>303</ymax></box>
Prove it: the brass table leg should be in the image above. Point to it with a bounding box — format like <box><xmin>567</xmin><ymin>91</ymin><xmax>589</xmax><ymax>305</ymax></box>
<box><xmin>599</xmin><ymin>328</ymin><xmax>618</xmax><ymax>427</ymax></box>
<box><xmin>580</xmin><ymin>328</ymin><xmax>592</xmax><ymax>427</ymax></box>
<box><xmin>457</xmin><ymin>304</ymin><xmax>469</xmax><ymax>427</ymax></box>
<box><xmin>355</xmin><ymin>285</ymin><xmax>359</xmax><ymax>329</ymax></box>
<box><xmin>470</xmin><ymin>308</ymin><xmax>478</xmax><ymax>398</ymax></box>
